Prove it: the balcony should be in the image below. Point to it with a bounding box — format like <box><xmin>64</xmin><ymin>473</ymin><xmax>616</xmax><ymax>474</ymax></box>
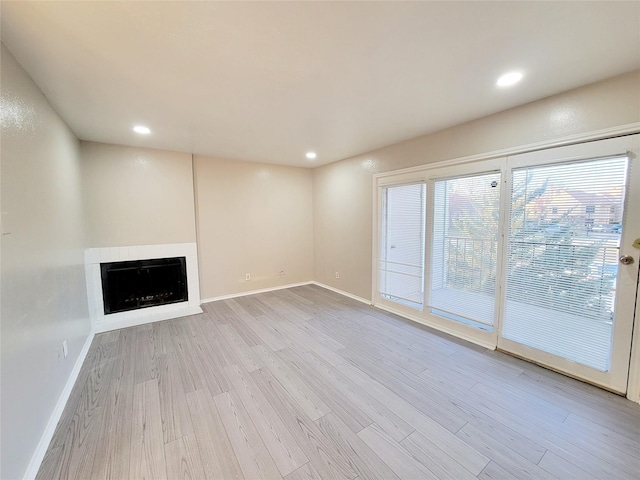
<box><xmin>428</xmin><ymin>236</ymin><xmax>619</xmax><ymax>370</ymax></box>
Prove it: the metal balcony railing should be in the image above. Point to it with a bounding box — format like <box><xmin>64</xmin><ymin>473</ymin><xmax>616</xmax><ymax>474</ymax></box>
<box><xmin>442</xmin><ymin>236</ymin><xmax>619</xmax><ymax>321</ymax></box>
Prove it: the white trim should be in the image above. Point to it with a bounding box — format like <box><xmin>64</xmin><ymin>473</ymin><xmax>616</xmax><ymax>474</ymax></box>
<box><xmin>311</xmin><ymin>282</ymin><xmax>372</xmax><ymax>305</ymax></box>
<box><xmin>94</xmin><ymin>304</ymin><xmax>203</xmax><ymax>333</ymax></box>
<box><xmin>201</xmin><ymin>281</ymin><xmax>315</xmax><ymax>303</ymax></box>
<box><xmin>625</xmin><ymin>143</ymin><xmax>640</xmax><ymax>401</ymax></box>
<box><xmin>371</xmin><ymin>170</ymin><xmax>428</xmax><ymax>312</ymax></box>
<box><xmin>84</xmin><ymin>242</ymin><xmax>201</xmax><ymax>329</ymax></box>
<box><xmin>373</xmin><ymin>302</ymin><xmax>496</xmax><ymax>350</ymax></box>
<box><xmin>23</xmin><ymin>330</ymin><xmax>95</xmax><ymax>480</ymax></box>
<box><xmin>373</xmin><ymin>122</ymin><xmax>640</xmax><ymax>180</ymax></box>
<box><xmin>628</xmin><ymin>289</ymin><xmax>640</xmax><ymax>403</ymax></box>
<box><xmin>499</xmin><ymin>336</ymin><xmax>626</xmax><ymax>394</ymax></box>
<box><xmin>371</xmin><ymin>174</ymin><xmax>380</xmax><ymax>309</ymax></box>
<box><xmin>376</xmin><ymin>172</ymin><xmax>427</xmax><ymax>187</ymax></box>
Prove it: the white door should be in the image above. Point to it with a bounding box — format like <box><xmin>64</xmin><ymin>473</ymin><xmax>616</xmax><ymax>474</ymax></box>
<box><xmin>498</xmin><ymin>135</ymin><xmax>640</xmax><ymax>393</ymax></box>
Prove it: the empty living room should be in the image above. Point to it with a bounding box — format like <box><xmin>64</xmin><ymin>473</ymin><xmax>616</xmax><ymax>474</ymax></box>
<box><xmin>2</xmin><ymin>2</ymin><xmax>640</xmax><ymax>479</ymax></box>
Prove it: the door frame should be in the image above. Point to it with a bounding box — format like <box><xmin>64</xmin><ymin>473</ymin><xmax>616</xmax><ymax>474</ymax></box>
<box><xmin>372</xmin><ymin>172</ymin><xmax>428</xmax><ymax>320</ymax></box>
<box><xmin>423</xmin><ymin>159</ymin><xmax>506</xmax><ymax>348</ymax></box>
<box><xmin>628</xmin><ymin>277</ymin><xmax>640</xmax><ymax>401</ymax></box>
<box><xmin>497</xmin><ymin>135</ymin><xmax>640</xmax><ymax>393</ymax></box>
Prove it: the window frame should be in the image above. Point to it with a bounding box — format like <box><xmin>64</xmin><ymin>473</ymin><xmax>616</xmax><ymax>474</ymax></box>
<box><xmin>372</xmin><ymin>171</ymin><xmax>427</xmax><ymax>319</ymax></box>
<box><xmin>373</xmin><ymin>158</ymin><xmax>505</xmax><ymax>349</ymax></box>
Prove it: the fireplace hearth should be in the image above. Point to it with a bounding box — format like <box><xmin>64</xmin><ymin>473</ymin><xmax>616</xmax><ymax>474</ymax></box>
<box><xmin>101</xmin><ymin>257</ymin><xmax>188</xmax><ymax>314</ymax></box>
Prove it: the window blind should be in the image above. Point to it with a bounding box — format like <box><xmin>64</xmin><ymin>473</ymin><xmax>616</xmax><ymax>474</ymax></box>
<box><xmin>429</xmin><ymin>172</ymin><xmax>501</xmax><ymax>329</ymax></box>
<box><xmin>378</xmin><ymin>183</ymin><xmax>426</xmax><ymax>309</ymax></box>
<box><xmin>503</xmin><ymin>156</ymin><xmax>628</xmax><ymax>371</ymax></box>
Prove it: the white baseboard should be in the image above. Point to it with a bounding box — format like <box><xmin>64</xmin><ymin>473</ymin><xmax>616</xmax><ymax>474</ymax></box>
<box><xmin>201</xmin><ymin>281</ymin><xmax>315</xmax><ymax>303</ymax></box>
<box><xmin>24</xmin><ymin>329</ymin><xmax>95</xmax><ymax>480</ymax></box>
<box><xmin>94</xmin><ymin>305</ymin><xmax>203</xmax><ymax>333</ymax></box>
<box><xmin>201</xmin><ymin>281</ymin><xmax>372</xmax><ymax>306</ymax></box>
<box><xmin>310</xmin><ymin>282</ymin><xmax>372</xmax><ymax>305</ymax></box>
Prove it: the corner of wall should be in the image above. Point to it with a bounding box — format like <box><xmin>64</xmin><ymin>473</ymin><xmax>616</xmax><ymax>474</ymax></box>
<box><xmin>1</xmin><ymin>42</ymin><xmax>93</xmax><ymax>480</ymax></box>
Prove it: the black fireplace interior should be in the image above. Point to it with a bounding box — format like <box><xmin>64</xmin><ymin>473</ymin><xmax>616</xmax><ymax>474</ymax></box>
<box><xmin>101</xmin><ymin>257</ymin><xmax>188</xmax><ymax>314</ymax></box>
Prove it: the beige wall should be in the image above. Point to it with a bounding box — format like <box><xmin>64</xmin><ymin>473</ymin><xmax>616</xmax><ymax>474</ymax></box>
<box><xmin>1</xmin><ymin>44</ymin><xmax>91</xmax><ymax>480</ymax></box>
<box><xmin>194</xmin><ymin>156</ymin><xmax>314</xmax><ymax>299</ymax></box>
<box><xmin>313</xmin><ymin>71</ymin><xmax>640</xmax><ymax>300</ymax></box>
<box><xmin>80</xmin><ymin>141</ymin><xmax>196</xmax><ymax>248</ymax></box>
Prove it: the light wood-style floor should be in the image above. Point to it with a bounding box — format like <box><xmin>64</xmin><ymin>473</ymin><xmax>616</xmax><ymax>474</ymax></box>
<box><xmin>37</xmin><ymin>285</ymin><xmax>640</xmax><ymax>479</ymax></box>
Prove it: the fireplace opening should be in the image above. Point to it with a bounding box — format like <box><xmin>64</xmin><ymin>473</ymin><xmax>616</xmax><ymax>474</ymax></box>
<box><xmin>101</xmin><ymin>257</ymin><xmax>188</xmax><ymax>314</ymax></box>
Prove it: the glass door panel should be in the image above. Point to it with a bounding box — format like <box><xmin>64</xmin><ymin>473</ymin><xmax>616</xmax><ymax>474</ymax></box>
<box><xmin>378</xmin><ymin>183</ymin><xmax>426</xmax><ymax>310</ymax></box>
<box><xmin>503</xmin><ymin>157</ymin><xmax>627</xmax><ymax>370</ymax></box>
<box><xmin>429</xmin><ymin>173</ymin><xmax>501</xmax><ymax>330</ymax></box>
<box><xmin>499</xmin><ymin>134</ymin><xmax>640</xmax><ymax>393</ymax></box>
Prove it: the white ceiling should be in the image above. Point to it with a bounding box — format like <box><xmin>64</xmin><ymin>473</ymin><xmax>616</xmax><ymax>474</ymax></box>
<box><xmin>2</xmin><ymin>1</ymin><xmax>639</xmax><ymax>167</ymax></box>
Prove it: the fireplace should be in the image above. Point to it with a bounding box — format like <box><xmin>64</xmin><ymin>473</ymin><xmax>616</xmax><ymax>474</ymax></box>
<box><xmin>101</xmin><ymin>257</ymin><xmax>188</xmax><ymax>314</ymax></box>
<box><xmin>85</xmin><ymin>243</ymin><xmax>202</xmax><ymax>332</ymax></box>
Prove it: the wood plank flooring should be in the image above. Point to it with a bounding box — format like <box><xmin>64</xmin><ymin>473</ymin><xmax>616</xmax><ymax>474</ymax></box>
<box><xmin>37</xmin><ymin>285</ymin><xmax>640</xmax><ymax>479</ymax></box>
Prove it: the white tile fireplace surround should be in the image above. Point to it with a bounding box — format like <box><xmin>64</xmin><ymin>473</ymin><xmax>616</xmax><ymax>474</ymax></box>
<box><xmin>84</xmin><ymin>243</ymin><xmax>202</xmax><ymax>333</ymax></box>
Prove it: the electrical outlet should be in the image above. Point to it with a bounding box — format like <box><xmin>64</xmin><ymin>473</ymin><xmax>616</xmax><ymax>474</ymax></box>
<box><xmin>245</xmin><ymin>273</ymin><xmax>251</xmax><ymax>281</ymax></box>
<box><xmin>335</xmin><ymin>271</ymin><xmax>340</xmax><ymax>279</ymax></box>
<box><xmin>62</xmin><ymin>340</ymin><xmax>68</xmax><ymax>359</ymax></box>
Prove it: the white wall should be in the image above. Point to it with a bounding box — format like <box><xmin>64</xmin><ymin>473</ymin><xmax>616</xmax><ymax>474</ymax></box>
<box><xmin>1</xmin><ymin>44</ymin><xmax>91</xmax><ymax>480</ymax></box>
<box><xmin>80</xmin><ymin>141</ymin><xmax>196</xmax><ymax>248</ymax></box>
<box><xmin>194</xmin><ymin>155</ymin><xmax>314</xmax><ymax>299</ymax></box>
<box><xmin>80</xmin><ymin>146</ymin><xmax>314</xmax><ymax>302</ymax></box>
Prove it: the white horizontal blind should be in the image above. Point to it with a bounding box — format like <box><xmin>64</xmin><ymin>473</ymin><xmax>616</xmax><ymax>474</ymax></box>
<box><xmin>378</xmin><ymin>183</ymin><xmax>426</xmax><ymax>309</ymax></box>
<box><xmin>503</xmin><ymin>156</ymin><xmax>628</xmax><ymax>371</ymax></box>
<box><xmin>429</xmin><ymin>172</ymin><xmax>501</xmax><ymax>329</ymax></box>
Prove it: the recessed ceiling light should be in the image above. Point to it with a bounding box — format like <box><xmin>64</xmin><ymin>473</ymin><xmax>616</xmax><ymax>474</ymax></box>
<box><xmin>133</xmin><ymin>125</ymin><xmax>151</xmax><ymax>134</ymax></box>
<box><xmin>496</xmin><ymin>71</ymin><xmax>523</xmax><ymax>87</ymax></box>
<box><xmin>306</xmin><ymin>152</ymin><xmax>317</xmax><ymax>159</ymax></box>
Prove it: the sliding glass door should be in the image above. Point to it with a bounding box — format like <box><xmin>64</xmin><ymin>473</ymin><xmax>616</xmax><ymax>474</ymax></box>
<box><xmin>374</xmin><ymin>134</ymin><xmax>640</xmax><ymax>393</ymax></box>
<box><xmin>498</xmin><ymin>136</ymin><xmax>640</xmax><ymax>392</ymax></box>
<box><xmin>374</xmin><ymin>160</ymin><xmax>505</xmax><ymax>347</ymax></box>
<box><xmin>503</xmin><ymin>157</ymin><xmax>626</xmax><ymax>371</ymax></box>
